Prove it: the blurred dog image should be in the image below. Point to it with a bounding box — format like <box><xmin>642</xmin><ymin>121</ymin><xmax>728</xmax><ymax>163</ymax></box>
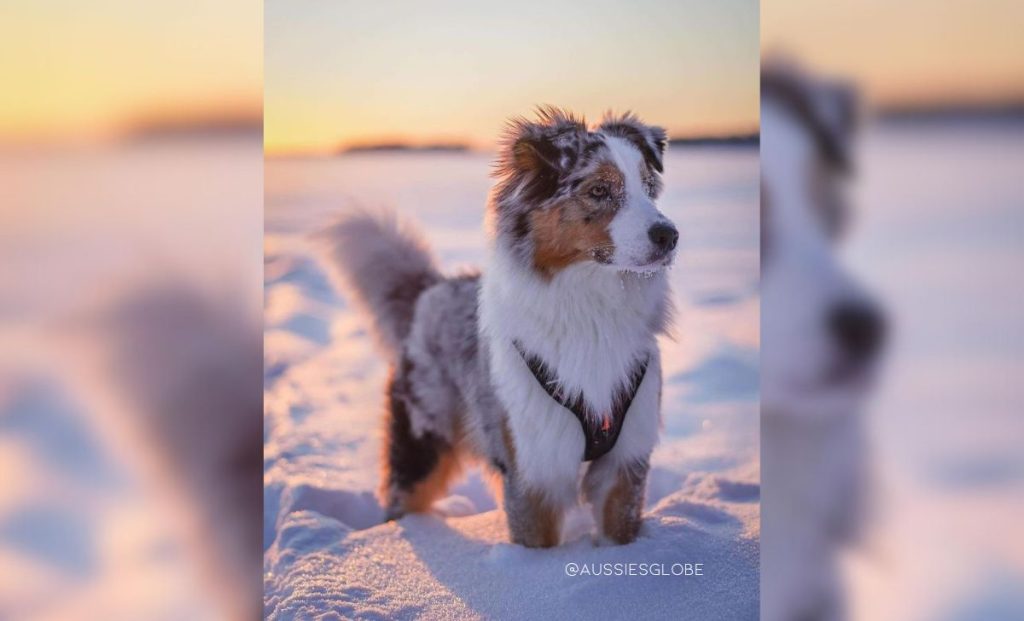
<box><xmin>92</xmin><ymin>283</ymin><xmax>263</xmax><ymax>620</ymax></box>
<box><xmin>760</xmin><ymin>61</ymin><xmax>886</xmax><ymax>621</ymax></box>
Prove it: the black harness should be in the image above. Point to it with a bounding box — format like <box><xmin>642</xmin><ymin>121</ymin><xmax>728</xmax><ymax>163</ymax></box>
<box><xmin>513</xmin><ymin>341</ymin><xmax>649</xmax><ymax>461</ymax></box>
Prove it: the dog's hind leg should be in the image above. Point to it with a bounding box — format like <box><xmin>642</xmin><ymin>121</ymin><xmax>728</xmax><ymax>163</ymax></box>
<box><xmin>380</xmin><ymin>363</ymin><xmax>460</xmax><ymax>520</ymax></box>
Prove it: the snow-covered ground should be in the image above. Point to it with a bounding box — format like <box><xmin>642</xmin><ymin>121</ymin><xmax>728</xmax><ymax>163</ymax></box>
<box><xmin>263</xmin><ymin>147</ymin><xmax>761</xmax><ymax>619</ymax></box>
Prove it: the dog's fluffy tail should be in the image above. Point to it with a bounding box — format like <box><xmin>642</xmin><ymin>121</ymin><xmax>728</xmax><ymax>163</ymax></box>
<box><xmin>319</xmin><ymin>210</ymin><xmax>441</xmax><ymax>359</ymax></box>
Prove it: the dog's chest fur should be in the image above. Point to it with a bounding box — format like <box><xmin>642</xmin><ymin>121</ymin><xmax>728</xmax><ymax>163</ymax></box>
<box><xmin>483</xmin><ymin>248</ymin><xmax>667</xmax><ymax>412</ymax></box>
<box><xmin>477</xmin><ymin>247</ymin><xmax>669</xmax><ymax>494</ymax></box>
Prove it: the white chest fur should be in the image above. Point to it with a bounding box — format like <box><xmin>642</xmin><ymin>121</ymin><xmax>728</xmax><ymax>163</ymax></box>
<box><xmin>479</xmin><ymin>247</ymin><xmax>666</xmax><ymax>497</ymax></box>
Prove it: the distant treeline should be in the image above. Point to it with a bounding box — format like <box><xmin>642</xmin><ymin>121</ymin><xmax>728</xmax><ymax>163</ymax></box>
<box><xmin>337</xmin><ymin>134</ymin><xmax>761</xmax><ymax>155</ymax></box>
<box><xmin>339</xmin><ymin>143</ymin><xmax>469</xmax><ymax>155</ymax></box>
<box><xmin>668</xmin><ymin>134</ymin><xmax>759</xmax><ymax>148</ymax></box>
<box><xmin>124</xmin><ymin>116</ymin><xmax>263</xmax><ymax>142</ymax></box>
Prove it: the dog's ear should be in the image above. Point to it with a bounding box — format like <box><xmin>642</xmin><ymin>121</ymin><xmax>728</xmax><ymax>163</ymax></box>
<box><xmin>512</xmin><ymin>134</ymin><xmax>564</xmax><ymax>175</ymax></box>
<box><xmin>496</xmin><ymin>107</ymin><xmax>586</xmax><ymax>202</ymax></box>
<box><xmin>761</xmin><ymin>63</ymin><xmax>859</xmax><ymax>172</ymax></box>
<box><xmin>599</xmin><ymin>113</ymin><xmax>668</xmax><ymax>173</ymax></box>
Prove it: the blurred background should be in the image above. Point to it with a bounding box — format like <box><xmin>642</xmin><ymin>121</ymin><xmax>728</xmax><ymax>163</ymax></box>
<box><xmin>0</xmin><ymin>1</ymin><xmax>262</xmax><ymax>619</ymax></box>
<box><xmin>762</xmin><ymin>1</ymin><xmax>1024</xmax><ymax>620</ymax></box>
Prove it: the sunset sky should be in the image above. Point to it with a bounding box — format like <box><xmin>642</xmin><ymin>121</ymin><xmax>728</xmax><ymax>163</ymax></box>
<box><xmin>0</xmin><ymin>0</ymin><xmax>261</xmax><ymax>144</ymax></box>
<box><xmin>763</xmin><ymin>0</ymin><xmax>1024</xmax><ymax>106</ymax></box>
<box><xmin>264</xmin><ymin>0</ymin><xmax>759</xmax><ymax>155</ymax></box>
<box><xmin>3</xmin><ymin>1</ymin><xmax>1020</xmax><ymax>149</ymax></box>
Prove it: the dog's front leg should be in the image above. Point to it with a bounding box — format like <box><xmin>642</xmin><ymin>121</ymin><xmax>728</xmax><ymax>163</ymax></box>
<box><xmin>584</xmin><ymin>456</ymin><xmax>649</xmax><ymax>545</ymax></box>
<box><xmin>502</xmin><ymin>474</ymin><xmax>566</xmax><ymax>548</ymax></box>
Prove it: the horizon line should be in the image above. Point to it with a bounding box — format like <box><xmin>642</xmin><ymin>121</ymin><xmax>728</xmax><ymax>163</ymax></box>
<box><xmin>264</xmin><ymin>128</ymin><xmax>762</xmax><ymax>158</ymax></box>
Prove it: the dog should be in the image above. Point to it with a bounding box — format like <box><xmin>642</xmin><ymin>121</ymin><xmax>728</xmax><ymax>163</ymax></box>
<box><xmin>322</xmin><ymin>107</ymin><xmax>677</xmax><ymax>547</ymax></box>
<box><xmin>760</xmin><ymin>62</ymin><xmax>886</xmax><ymax>621</ymax></box>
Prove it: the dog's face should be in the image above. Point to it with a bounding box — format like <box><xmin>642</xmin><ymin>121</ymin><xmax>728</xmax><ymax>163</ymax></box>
<box><xmin>490</xmin><ymin>107</ymin><xmax>677</xmax><ymax>277</ymax></box>
<box><xmin>761</xmin><ymin>66</ymin><xmax>886</xmax><ymax>420</ymax></box>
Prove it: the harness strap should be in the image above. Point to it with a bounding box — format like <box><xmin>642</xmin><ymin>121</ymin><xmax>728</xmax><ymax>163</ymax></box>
<box><xmin>513</xmin><ymin>340</ymin><xmax>649</xmax><ymax>461</ymax></box>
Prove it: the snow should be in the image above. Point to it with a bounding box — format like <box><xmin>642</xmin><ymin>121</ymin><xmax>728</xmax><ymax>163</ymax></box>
<box><xmin>265</xmin><ymin>491</ymin><xmax>758</xmax><ymax>620</ymax></box>
<box><xmin>263</xmin><ymin>147</ymin><xmax>760</xmax><ymax>619</ymax></box>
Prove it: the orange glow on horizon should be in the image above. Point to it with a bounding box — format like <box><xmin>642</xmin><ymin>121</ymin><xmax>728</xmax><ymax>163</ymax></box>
<box><xmin>0</xmin><ymin>1</ymin><xmax>261</xmax><ymax>146</ymax></box>
<box><xmin>264</xmin><ymin>93</ymin><xmax>761</xmax><ymax>157</ymax></box>
<box><xmin>263</xmin><ymin>119</ymin><xmax>761</xmax><ymax>158</ymax></box>
<box><xmin>763</xmin><ymin>0</ymin><xmax>1024</xmax><ymax>105</ymax></box>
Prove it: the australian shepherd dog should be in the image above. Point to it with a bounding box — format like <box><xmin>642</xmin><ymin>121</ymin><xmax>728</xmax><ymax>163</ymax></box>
<box><xmin>322</xmin><ymin>108</ymin><xmax>677</xmax><ymax>547</ymax></box>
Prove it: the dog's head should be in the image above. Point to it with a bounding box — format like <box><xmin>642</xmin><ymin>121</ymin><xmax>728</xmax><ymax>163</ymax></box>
<box><xmin>761</xmin><ymin>63</ymin><xmax>886</xmax><ymax>420</ymax></box>
<box><xmin>489</xmin><ymin>107</ymin><xmax>677</xmax><ymax>278</ymax></box>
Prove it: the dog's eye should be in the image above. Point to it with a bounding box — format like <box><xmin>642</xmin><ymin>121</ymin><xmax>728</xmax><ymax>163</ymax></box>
<box><xmin>589</xmin><ymin>185</ymin><xmax>609</xmax><ymax>200</ymax></box>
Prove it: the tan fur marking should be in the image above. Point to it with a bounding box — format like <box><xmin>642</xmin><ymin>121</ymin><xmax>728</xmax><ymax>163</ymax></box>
<box><xmin>513</xmin><ymin>141</ymin><xmax>545</xmax><ymax>172</ymax></box>
<box><xmin>523</xmin><ymin>488</ymin><xmax>562</xmax><ymax>548</ymax></box>
<box><xmin>499</xmin><ymin>418</ymin><xmax>561</xmax><ymax>547</ymax></box>
<box><xmin>602</xmin><ymin>468</ymin><xmax>645</xmax><ymax>544</ymax></box>
<box><xmin>403</xmin><ymin>451</ymin><xmax>460</xmax><ymax>513</ymax></box>
<box><xmin>500</xmin><ymin>417</ymin><xmax>517</xmax><ymax>470</ymax></box>
<box><xmin>483</xmin><ymin>418</ymin><xmax>517</xmax><ymax>506</ymax></box>
<box><xmin>529</xmin><ymin>162</ymin><xmax>624</xmax><ymax>277</ymax></box>
<box><xmin>530</xmin><ymin>201</ymin><xmax>615</xmax><ymax>276</ymax></box>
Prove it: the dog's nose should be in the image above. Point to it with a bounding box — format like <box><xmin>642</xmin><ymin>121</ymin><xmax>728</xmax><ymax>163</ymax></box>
<box><xmin>648</xmin><ymin>222</ymin><xmax>679</xmax><ymax>252</ymax></box>
<box><xmin>828</xmin><ymin>301</ymin><xmax>886</xmax><ymax>361</ymax></box>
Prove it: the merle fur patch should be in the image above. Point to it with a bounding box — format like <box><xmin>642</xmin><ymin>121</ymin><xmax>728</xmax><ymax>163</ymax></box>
<box><xmin>599</xmin><ymin>112</ymin><xmax>668</xmax><ymax>174</ymax></box>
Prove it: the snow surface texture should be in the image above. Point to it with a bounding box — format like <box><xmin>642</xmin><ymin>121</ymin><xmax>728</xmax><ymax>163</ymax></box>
<box><xmin>264</xmin><ymin>148</ymin><xmax>761</xmax><ymax>619</ymax></box>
